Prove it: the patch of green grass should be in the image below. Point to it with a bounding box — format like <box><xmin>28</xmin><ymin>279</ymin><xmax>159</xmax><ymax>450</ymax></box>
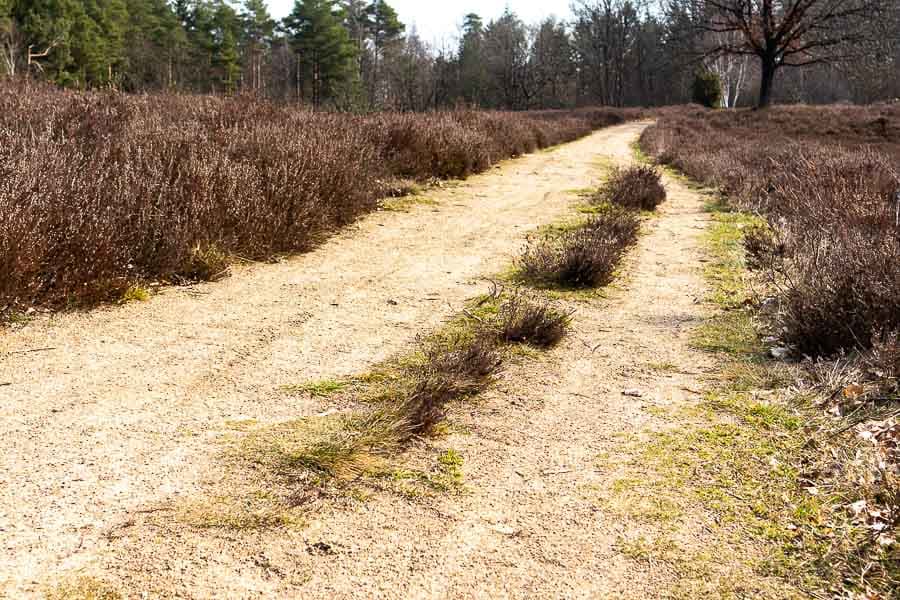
<box><xmin>286</xmin><ymin>379</ymin><xmax>350</xmax><ymax>398</ymax></box>
<box><xmin>380</xmin><ymin>195</ymin><xmax>438</xmax><ymax>213</ymax></box>
<box><xmin>386</xmin><ymin>448</ymin><xmax>467</xmax><ymax>498</ymax></box>
<box><xmin>702</xmin><ymin>209</ymin><xmax>763</xmax><ymax>308</ymax></box>
<box><xmin>438</xmin><ymin>449</ymin><xmax>464</xmax><ymax>482</ymax></box>
<box><xmin>629</xmin><ymin>140</ymin><xmax>652</xmax><ymax>164</ymax></box>
<box><xmin>691</xmin><ymin>309</ymin><xmax>763</xmax><ymax>358</ymax></box>
<box><xmin>121</xmin><ymin>285</ymin><xmax>150</xmax><ymax>303</ymax></box>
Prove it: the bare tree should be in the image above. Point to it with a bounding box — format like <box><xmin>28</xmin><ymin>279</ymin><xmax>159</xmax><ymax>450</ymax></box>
<box><xmin>574</xmin><ymin>0</ymin><xmax>643</xmax><ymax>107</ymax></box>
<box><xmin>0</xmin><ymin>9</ymin><xmax>19</xmax><ymax>77</ymax></box>
<box><xmin>672</xmin><ymin>0</ymin><xmax>894</xmax><ymax>107</ymax></box>
<box><xmin>703</xmin><ymin>29</ymin><xmax>749</xmax><ymax>107</ymax></box>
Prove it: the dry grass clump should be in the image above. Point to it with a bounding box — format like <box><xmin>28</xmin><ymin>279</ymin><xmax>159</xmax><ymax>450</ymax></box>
<box><xmin>495</xmin><ymin>292</ymin><xmax>572</xmax><ymax>348</ymax></box>
<box><xmin>518</xmin><ymin>207</ymin><xmax>641</xmax><ymax>288</ymax></box>
<box><xmin>240</xmin><ymin>410</ymin><xmax>408</xmax><ymax>481</ymax></box>
<box><xmin>401</xmin><ymin>332</ymin><xmax>502</xmax><ymax>436</ymax></box>
<box><xmin>0</xmin><ymin>80</ymin><xmax>640</xmax><ymax>312</ymax></box>
<box><xmin>597</xmin><ymin>165</ymin><xmax>667</xmax><ymax>211</ymax></box>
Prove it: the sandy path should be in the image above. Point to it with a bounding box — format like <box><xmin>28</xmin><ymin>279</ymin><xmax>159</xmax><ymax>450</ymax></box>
<box><xmin>77</xmin><ymin>133</ymin><xmax>720</xmax><ymax>598</ymax></box>
<box><xmin>0</xmin><ymin>122</ymin><xmax>647</xmax><ymax>596</ymax></box>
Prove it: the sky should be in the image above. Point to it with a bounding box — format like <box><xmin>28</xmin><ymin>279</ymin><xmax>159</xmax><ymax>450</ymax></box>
<box><xmin>265</xmin><ymin>1</ymin><xmax>576</xmax><ymax>46</ymax></box>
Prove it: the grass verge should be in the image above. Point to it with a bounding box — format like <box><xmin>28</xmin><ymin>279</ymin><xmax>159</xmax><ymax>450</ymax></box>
<box><xmin>605</xmin><ymin>197</ymin><xmax>898</xmax><ymax>597</ymax></box>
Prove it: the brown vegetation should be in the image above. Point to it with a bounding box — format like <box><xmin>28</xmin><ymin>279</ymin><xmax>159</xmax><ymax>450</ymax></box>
<box><xmin>641</xmin><ymin>104</ymin><xmax>900</xmax><ymax>595</ymax></box>
<box><xmin>494</xmin><ymin>292</ymin><xmax>572</xmax><ymax>348</ymax></box>
<box><xmin>641</xmin><ymin>104</ymin><xmax>900</xmax><ymax>357</ymax></box>
<box><xmin>517</xmin><ymin>206</ymin><xmax>641</xmax><ymax>289</ymax></box>
<box><xmin>597</xmin><ymin>165</ymin><xmax>667</xmax><ymax>211</ymax></box>
<box><xmin>0</xmin><ymin>80</ymin><xmax>640</xmax><ymax>313</ymax></box>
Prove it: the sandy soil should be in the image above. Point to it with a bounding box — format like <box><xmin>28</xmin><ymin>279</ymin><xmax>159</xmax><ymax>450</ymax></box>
<box><xmin>0</xmin><ymin>121</ymin><xmax>740</xmax><ymax>598</ymax></box>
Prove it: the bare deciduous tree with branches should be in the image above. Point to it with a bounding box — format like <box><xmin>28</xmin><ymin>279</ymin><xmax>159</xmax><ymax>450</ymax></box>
<box><xmin>669</xmin><ymin>0</ymin><xmax>895</xmax><ymax>107</ymax></box>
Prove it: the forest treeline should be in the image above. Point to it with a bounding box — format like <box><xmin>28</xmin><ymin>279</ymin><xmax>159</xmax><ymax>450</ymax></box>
<box><xmin>2</xmin><ymin>0</ymin><xmax>900</xmax><ymax>109</ymax></box>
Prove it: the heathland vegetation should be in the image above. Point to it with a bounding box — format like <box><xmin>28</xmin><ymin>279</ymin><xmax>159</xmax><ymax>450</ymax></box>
<box><xmin>641</xmin><ymin>103</ymin><xmax>900</xmax><ymax>594</ymax></box>
<box><xmin>0</xmin><ymin>80</ymin><xmax>640</xmax><ymax>311</ymax></box>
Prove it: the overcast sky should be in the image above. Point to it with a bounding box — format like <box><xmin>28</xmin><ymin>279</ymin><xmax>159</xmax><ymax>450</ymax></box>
<box><xmin>265</xmin><ymin>1</ymin><xmax>576</xmax><ymax>46</ymax></box>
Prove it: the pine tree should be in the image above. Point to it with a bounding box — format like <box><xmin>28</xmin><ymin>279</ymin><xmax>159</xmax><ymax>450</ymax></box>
<box><xmin>457</xmin><ymin>13</ymin><xmax>486</xmax><ymax>106</ymax></box>
<box><xmin>12</xmin><ymin>0</ymin><xmax>127</xmax><ymax>87</ymax></box>
<box><xmin>211</xmin><ymin>1</ymin><xmax>240</xmax><ymax>92</ymax></box>
<box><xmin>283</xmin><ymin>0</ymin><xmax>356</xmax><ymax>106</ymax></box>
<box><xmin>240</xmin><ymin>0</ymin><xmax>273</xmax><ymax>91</ymax></box>
<box><xmin>122</xmin><ymin>0</ymin><xmax>187</xmax><ymax>90</ymax></box>
<box><xmin>365</xmin><ymin>0</ymin><xmax>402</xmax><ymax>106</ymax></box>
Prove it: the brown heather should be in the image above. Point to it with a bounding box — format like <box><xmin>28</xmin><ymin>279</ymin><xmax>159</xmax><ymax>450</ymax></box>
<box><xmin>517</xmin><ymin>206</ymin><xmax>642</xmax><ymax>289</ymax></box>
<box><xmin>0</xmin><ymin>80</ymin><xmax>640</xmax><ymax>311</ymax></box>
<box><xmin>597</xmin><ymin>164</ymin><xmax>667</xmax><ymax>211</ymax></box>
<box><xmin>640</xmin><ymin>104</ymin><xmax>900</xmax><ymax>358</ymax></box>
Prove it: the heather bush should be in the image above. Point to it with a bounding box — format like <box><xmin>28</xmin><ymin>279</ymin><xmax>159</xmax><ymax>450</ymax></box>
<box><xmin>640</xmin><ymin>106</ymin><xmax>900</xmax><ymax>358</ymax></box>
<box><xmin>0</xmin><ymin>80</ymin><xmax>638</xmax><ymax>311</ymax></box>
<box><xmin>518</xmin><ymin>207</ymin><xmax>641</xmax><ymax>289</ymax></box>
<box><xmin>742</xmin><ymin>224</ymin><xmax>784</xmax><ymax>272</ymax></box>
<box><xmin>598</xmin><ymin>165</ymin><xmax>667</xmax><ymax>211</ymax></box>
<box><xmin>496</xmin><ymin>293</ymin><xmax>571</xmax><ymax>348</ymax></box>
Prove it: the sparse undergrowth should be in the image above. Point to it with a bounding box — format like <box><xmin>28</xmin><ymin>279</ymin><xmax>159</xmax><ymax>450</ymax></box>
<box><xmin>187</xmin><ymin>168</ymin><xmax>654</xmax><ymax>530</ymax></box>
<box><xmin>245</xmin><ymin>290</ymin><xmax>568</xmax><ymax>482</ymax></box>
<box><xmin>514</xmin><ymin>162</ymin><xmax>669</xmax><ymax>292</ymax></box>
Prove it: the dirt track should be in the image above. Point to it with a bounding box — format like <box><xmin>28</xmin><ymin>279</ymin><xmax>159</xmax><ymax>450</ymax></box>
<box><xmin>0</xmin><ymin>121</ymin><xmax>719</xmax><ymax>597</ymax></box>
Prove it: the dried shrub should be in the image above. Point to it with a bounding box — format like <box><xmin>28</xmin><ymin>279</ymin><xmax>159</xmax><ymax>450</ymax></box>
<box><xmin>0</xmin><ymin>80</ymin><xmax>641</xmax><ymax>311</ymax></box>
<box><xmin>598</xmin><ymin>165</ymin><xmax>667</xmax><ymax>211</ymax></box>
<box><xmin>743</xmin><ymin>223</ymin><xmax>784</xmax><ymax>272</ymax></box>
<box><xmin>518</xmin><ymin>207</ymin><xmax>641</xmax><ymax>288</ymax></box>
<box><xmin>400</xmin><ymin>332</ymin><xmax>501</xmax><ymax>436</ymax></box>
<box><xmin>640</xmin><ymin>105</ymin><xmax>900</xmax><ymax>358</ymax></box>
<box><xmin>868</xmin><ymin>330</ymin><xmax>900</xmax><ymax>396</ymax></box>
<box><xmin>399</xmin><ymin>374</ymin><xmax>462</xmax><ymax>436</ymax></box>
<box><xmin>424</xmin><ymin>332</ymin><xmax>501</xmax><ymax>382</ymax></box>
<box><xmin>496</xmin><ymin>293</ymin><xmax>571</xmax><ymax>348</ymax></box>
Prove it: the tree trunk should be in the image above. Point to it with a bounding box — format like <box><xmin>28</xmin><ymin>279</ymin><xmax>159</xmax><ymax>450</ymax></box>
<box><xmin>758</xmin><ymin>56</ymin><xmax>777</xmax><ymax>108</ymax></box>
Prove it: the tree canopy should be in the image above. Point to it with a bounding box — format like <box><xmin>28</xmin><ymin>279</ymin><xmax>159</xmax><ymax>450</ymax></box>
<box><xmin>1</xmin><ymin>0</ymin><xmax>897</xmax><ymax>108</ymax></box>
